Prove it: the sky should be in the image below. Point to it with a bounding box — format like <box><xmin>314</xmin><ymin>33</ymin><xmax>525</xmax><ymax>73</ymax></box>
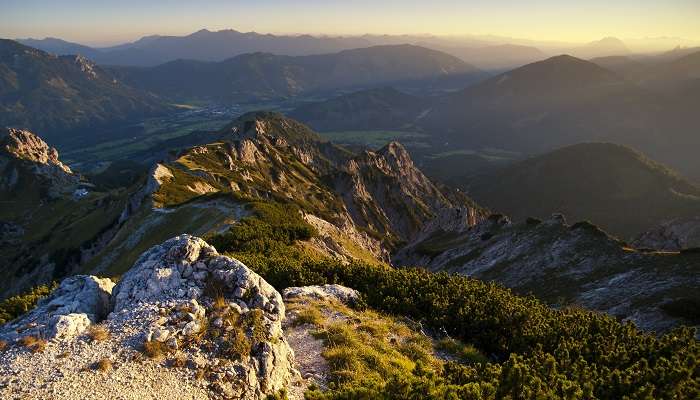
<box><xmin>1</xmin><ymin>0</ymin><xmax>699</xmax><ymax>46</ymax></box>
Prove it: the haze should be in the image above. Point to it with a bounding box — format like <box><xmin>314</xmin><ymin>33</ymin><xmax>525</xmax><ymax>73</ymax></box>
<box><xmin>2</xmin><ymin>0</ymin><xmax>699</xmax><ymax>50</ymax></box>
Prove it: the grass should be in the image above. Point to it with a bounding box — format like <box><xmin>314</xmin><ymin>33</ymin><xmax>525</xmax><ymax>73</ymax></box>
<box><xmin>435</xmin><ymin>338</ymin><xmax>490</xmax><ymax>365</ymax></box>
<box><xmin>319</xmin><ymin>130</ymin><xmax>429</xmax><ymax>150</ymax></box>
<box><xmin>143</xmin><ymin>340</ymin><xmax>171</xmax><ymax>360</ymax></box>
<box><xmin>20</xmin><ymin>336</ymin><xmax>47</xmax><ymax>353</ymax></box>
<box><xmin>86</xmin><ymin>325</ymin><xmax>110</xmax><ymax>342</ymax></box>
<box><xmin>169</xmin><ymin>352</ymin><xmax>188</xmax><ymax>368</ymax></box>
<box><xmin>95</xmin><ymin>358</ymin><xmax>113</xmax><ymax>372</ymax></box>
<box><xmin>288</xmin><ymin>298</ymin><xmax>461</xmax><ymax>394</ymax></box>
<box><xmin>292</xmin><ymin>307</ymin><xmax>324</xmax><ymax>327</ymax></box>
<box><xmin>0</xmin><ymin>340</ymin><xmax>7</xmax><ymax>351</ymax></box>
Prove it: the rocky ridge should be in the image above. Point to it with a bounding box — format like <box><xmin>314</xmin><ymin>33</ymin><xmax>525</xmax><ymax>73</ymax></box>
<box><xmin>0</xmin><ymin>128</ymin><xmax>137</xmax><ymax>300</ymax></box>
<box><xmin>395</xmin><ymin>214</ymin><xmax>700</xmax><ymax>332</ymax></box>
<box><xmin>633</xmin><ymin>217</ymin><xmax>700</xmax><ymax>251</ymax></box>
<box><xmin>0</xmin><ymin>127</ymin><xmax>78</xmax><ymax>193</ymax></box>
<box><xmin>148</xmin><ymin>112</ymin><xmax>485</xmax><ymax>253</ymax></box>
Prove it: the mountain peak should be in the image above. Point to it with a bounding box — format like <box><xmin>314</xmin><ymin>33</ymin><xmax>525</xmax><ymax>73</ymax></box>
<box><xmin>471</xmin><ymin>54</ymin><xmax>621</xmax><ymax>94</ymax></box>
<box><xmin>218</xmin><ymin>111</ymin><xmax>321</xmax><ymax>144</ymax></box>
<box><xmin>590</xmin><ymin>36</ymin><xmax>626</xmax><ymax>45</ymax></box>
<box><xmin>1</xmin><ymin>128</ymin><xmax>72</xmax><ymax>175</ymax></box>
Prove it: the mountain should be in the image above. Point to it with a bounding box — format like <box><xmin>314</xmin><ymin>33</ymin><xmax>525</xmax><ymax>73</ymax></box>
<box><xmin>656</xmin><ymin>46</ymin><xmax>700</xmax><ymax>62</ymax></box>
<box><xmin>16</xmin><ymin>37</ymin><xmax>103</xmax><ymax>60</ymax></box>
<box><xmin>569</xmin><ymin>37</ymin><xmax>631</xmax><ymax>58</ymax></box>
<box><xmin>0</xmin><ymin>112</ymin><xmax>485</xmax><ymax>298</ymax></box>
<box><xmin>110</xmin><ymin>45</ymin><xmax>480</xmax><ymax>103</ymax></box>
<box><xmin>0</xmin><ymin>128</ymin><xmax>134</xmax><ymax>298</ymax></box>
<box><xmin>421</xmin><ymin>55</ymin><xmax>649</xmax><ymax>150</ymax></box>
<box><xmin>395</xmin><ymin>213</ymin><xmax>700</xmax><ymax>332</ymax></box>
<box><xmin>589</xmin><ymin>55</ymin><xmax>648</xmax><ymax>76</ymax></box>
<box><xmin>459</xmin><ymin>143</ymin><xmax>700</xmax><ymax>239</ymax></box>
<box><xmin>432</xmin><ymin>43</ymin><xmax>547</xmax><ymax>70</ymax></box>
<box><xmin>634</xmin><ymin>217</ymin><xmax>700</xmax><ymax>251</ymax></box>
<box><xmin>418</xmin><ymin>54</ymin><xmax>700</xmax><ymax>179</ymax></box>
<box><xmin>591</xmin><ymin>49</ymin><xmax>700</xmax><ymax>90</ymax></box>
<box><xmin>289</xmin><ymin>87</ymin><xmax>428</xmax><ymax>132</ymax></box>
<box><xmin>0</xmin><ymin>39</ymin><xmax>170</xmax><ymax>140</ymax></box>
<box><xmin>92</xmin><ymin>29</ymin><xmax>374</xmax><ymax>66</ymax></box>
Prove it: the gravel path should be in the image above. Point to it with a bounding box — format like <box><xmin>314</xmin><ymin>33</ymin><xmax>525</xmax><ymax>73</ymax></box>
<box><xmin>0</xmin><ymin>304</ymin><xmax>211</xmax><ymax>400</ymax></box>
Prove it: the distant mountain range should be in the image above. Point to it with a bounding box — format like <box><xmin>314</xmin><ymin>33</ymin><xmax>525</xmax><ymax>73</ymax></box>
<box><xmin>460</xmin><ymin>142</ymin><xmax>700</xmax><ymax>239</ymax></box>
<box><xmin>108</xmin><ymin>45</ymin><xmax>481</xmax><ymax>103</ymax></box>
<box><xmin>0</xmin><ymin>39</ymin><xmax>170</xmax><ymax>140</ymax></box>
<box><xmin>21</xmin><ymin>29</ymin><xmax>374</xmax><ymax>67</ymax></box>
<box><xmin>19</xmin><ymin>30</ymin><xmax>668</xmax><ymax>71</ymax></box>
<box><xmin>569</xmin><ymin>37</ymin><xmax>631</xmax><ymax>58</ymax></box>
<box><xmin>417</xmin><ymin>43</ymin><xmax>547</xmax><ymax>70</ymax></box>
<box><xmin>295</xmin><ymin>52</ymin><xmax>700</xmax><ymax>180</ymax></box>
<box><xmin>289</xmin><ymin>87</ymin><xmax>428</xmax><ymax>132</ymax></box>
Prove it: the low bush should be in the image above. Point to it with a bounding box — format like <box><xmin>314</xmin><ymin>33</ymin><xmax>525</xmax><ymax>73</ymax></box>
<box><xmin>208</xmin><ymin>201</ymin><xmax>317</xmax><ymax>255</ymax></box>
<box><xmin>86</xmin><ymin>324</ymin><xmax>110</xmax><ymax>342</ymax></box>
<box><xmin>20</xmin><ymin>336</ymin><xmax>47</xmax><ymax>353</ymax></box>
<box><xmin>95</xmin><ymin>357</ymin><xmax>113</xmax><ymax>372</ymax></box>
<box><xmin>0</xmin><ymin>283</ymin><xmax>56</xmax><ymax>324</ymax></box>
<box><xmin>208</xmin><ymin>200</ymin><xmax>699</xmax><ymax>399</ymax></box>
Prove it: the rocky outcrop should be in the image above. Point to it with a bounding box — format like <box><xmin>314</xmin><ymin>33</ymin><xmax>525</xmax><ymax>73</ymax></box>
<box><xmin>0</xmin><ymin>235</ymin><xmax>298</xmax><ymax>400</ymax></box>
<box><xmin>395</xmin><ymin>214</ymin><xmax>700</xmax><ymax>333</ymax></box>
<box><xmin>283</xmin><ymin>284</ymin><xmax>360</xmax><ymax>306</ymax></box>
<box><xmin>334</xmin><ymin>141</ymin><xmax>486</xmax><ymax>243</ymax></box>
<box><xmin>0</xmin><ymin>275</ymin><xmax>114</xmax><ymax>341</ymax></box>
<box><xmin>0</xmin><ymin>127</ymin><xmax>78</xmax><ymax>193</ymax></box>
<box><xmin>633</xmin><ymin>217</ymin><xmax>700</xmax><ymax>251</ymax></box>
<box><xmin>112</xmin><ymin>235</ymin><xmax>296</xmax><ymax>398</ymax></box>
<box><xmin>1</xmin><ymin>128</ymin><xmax>72</xmax><ymax>174</ymax></box>
<box><xmin>148</xmin><ymin>113</ymin><xmax>485</xmax><ymax>261</ymax></box>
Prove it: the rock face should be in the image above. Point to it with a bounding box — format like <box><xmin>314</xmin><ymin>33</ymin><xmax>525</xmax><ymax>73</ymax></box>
<box><xmin>150</xmin><ymin>112</ymin><xmax>485</xmax><ymax>260</ymax></box>
<box><xmin>0</xmin><ymin>127</ymin><xmax>78</xmax><ymax>193</ymax></box>
<box><xmin>1</xmin><ymin>128</ymin><xmax>72</xmax><ymax>174</ymax></box>
<box><xmin>111</xmin><ymin>235</ymin><xmax>296</xmax><ymax>399</ymax></box>
<box><xmin>0</xmin><ymin>235</ymin><xmax>297</xmax><ymax>400</ymax></box>
<box><xmin>333</xmin><ymin>141</ymin><xmax>487</xmax><ymax>244</ymax></box>
<box><xmin>0</xmin><ymin>275</ymin><xmax>114</xmax><ymax>341</ymax></box>
<box><xmin>395</xmin><ymin>214</ymin><xmax>700</xmax><ymax>333</ymax></box>
<box><xmin>283</xmin><ymin>284</ymin><xmax>360</xmax><ymax>306</ymax></box>
<box><xmin>633</xmin><ymin>217</ymin><xmax>700</xmax><ymax>251</ymax></box>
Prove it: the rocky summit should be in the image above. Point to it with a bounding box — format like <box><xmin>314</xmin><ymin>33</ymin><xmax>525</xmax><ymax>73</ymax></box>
<box><xmin>0</xmin><ymin>235</ymin><xmax>298</xmax><ymax>399</ymax></box>
<box><xmin>0</xmin><ymin>127</ymin><xmax>78</xmax><ymax>193</ymax></box>
<box><xmin>633</xmin><ymin>217</ymin><xmax>700</xmax><ymax>251</ymax></box>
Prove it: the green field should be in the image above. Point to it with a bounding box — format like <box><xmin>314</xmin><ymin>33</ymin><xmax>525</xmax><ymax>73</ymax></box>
<box><xmin>319</xmin><ymin>130</ymin><xmax>430</xmax><ymax>149</ymax></box>
<box><xmin>62</xmin><ymin>114</ymin><xmax>232</xmax><ymax>166</ymax></box>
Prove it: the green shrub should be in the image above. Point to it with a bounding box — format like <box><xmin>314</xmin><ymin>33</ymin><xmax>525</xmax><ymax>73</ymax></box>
<box><xmin>206</xmin><ymin>203</ymin><xmax>700</xmax><ymax>400</ymax></box>
<box><xmin>0</xmin><ymin>283</ymin><xmax>56</xmax><ymax>324</ymax></box>
<box><xmin>241</xmin><ymin>255</ymin><xmax>698</xmax><ymax>399</ymax></box>
<box><xmin>208</xmin><ymin>201</ymin><xmax>317</xmax><ymax>255</ymax></box>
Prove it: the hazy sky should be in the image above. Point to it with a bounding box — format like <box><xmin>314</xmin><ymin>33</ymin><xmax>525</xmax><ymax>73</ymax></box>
<box><xmin>1</xmin><ymin>0</ymin><xmax>699</xmax><ymax>46</ymax></box>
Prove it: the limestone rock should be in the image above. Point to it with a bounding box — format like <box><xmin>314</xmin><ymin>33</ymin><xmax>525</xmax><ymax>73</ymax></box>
<box><xmin>1</xmin><ymin>128</ymin><xmax>73</xmax><ymax>175</ymax></box>
<box><xmin>110</xmin><ymin>234</ymin><xmax>296</xmax><ymax>399</ymax></box>
<box><xmin>0</xmin><ymin>275</ymin><xmax>114</xmax><ymax>341</ymax></box>
<box><xmin>0</xmin><ymin>128</ymin><xmax>79</xmax><ymax>194</ymax></box>
<box><xmin>633</xmin><ymin>217</ymin><xmax>700</xmax><ymax>251</ymax></box>
<box><xmin>283</xmin><ymin>285</ymin><xmax>360</xmax><ymax>306</ymax></box>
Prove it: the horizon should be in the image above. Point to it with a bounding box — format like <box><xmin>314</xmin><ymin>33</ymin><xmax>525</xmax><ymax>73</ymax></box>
<box><xmin>2</xmin><ymin>0</ymin><xmax>700</xmax><ymax>49</ymax></box>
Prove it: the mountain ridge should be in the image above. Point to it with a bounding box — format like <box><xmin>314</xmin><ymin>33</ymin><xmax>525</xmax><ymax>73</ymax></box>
<box><xmin>0</xmin><ymin>39</ymin><xmax>171</xmax><ymax>139</ymax></box>
<box><xmin>460</xmin><ymin>142</ymin><xmax>700</xmax><ymax>239</ymax></box>
<box><xmin>108</xmin><ymin>44</ymin><xmax>480</xmax><ymax>103</ymax></box>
